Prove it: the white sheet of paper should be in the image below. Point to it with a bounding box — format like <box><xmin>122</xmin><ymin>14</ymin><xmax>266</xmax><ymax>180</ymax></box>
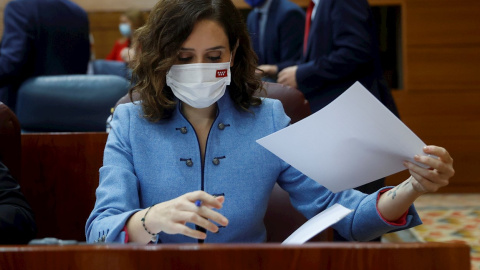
<box><xmin>257</xmin><ymin>81</ymin><xmax>427</xmax><ymax>193</ymax></box>
<box><xmin>282</xmin><ymin>203</ymin><xmax>352</xmax><ymax>244</ymax></box>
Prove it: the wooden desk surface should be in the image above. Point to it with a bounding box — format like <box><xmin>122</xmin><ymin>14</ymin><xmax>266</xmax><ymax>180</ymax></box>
<box><xmin>0</xmin><ymin>242</ymin><xmax>470</xmax><ymax>270</ymax></box>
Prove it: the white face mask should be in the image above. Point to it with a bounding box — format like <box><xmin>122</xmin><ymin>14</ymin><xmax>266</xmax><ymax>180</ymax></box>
<box><xmin>166</xmin><ymin>60</ymin><xmax>231</xmax><ymax>108</ymax></box>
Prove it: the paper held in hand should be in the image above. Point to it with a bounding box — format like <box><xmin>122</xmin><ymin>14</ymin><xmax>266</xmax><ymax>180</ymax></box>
<box><xmin>256</xmin><ymin>81</ymin><xmax>427</xmax><ymax>193</ymax></box>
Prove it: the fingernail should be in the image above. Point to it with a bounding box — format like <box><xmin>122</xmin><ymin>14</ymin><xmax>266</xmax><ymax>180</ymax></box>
<box><xmin>423</xmin><ymin>146</ymin><xmax>429</xmax><ymax>151</ymax></box>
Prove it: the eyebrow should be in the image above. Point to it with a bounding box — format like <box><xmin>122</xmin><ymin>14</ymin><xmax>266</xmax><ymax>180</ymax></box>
<box><xmin>179</xmin><ymin>46</ymin><xmax>226</xmax><ymax>51</ymax></box>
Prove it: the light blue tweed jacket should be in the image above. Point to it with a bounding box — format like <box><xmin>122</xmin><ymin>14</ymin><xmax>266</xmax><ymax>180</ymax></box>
<box><xmin>85</xmin><ymin>89</ymin><xmax>421</xmax><ymax>243</ymax></box>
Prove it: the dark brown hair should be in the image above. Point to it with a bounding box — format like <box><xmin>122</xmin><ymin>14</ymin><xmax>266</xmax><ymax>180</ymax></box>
<box><xmin>130</xmin><ymin>0</ymin><xmax>262</xmax><ymax>122</ymax></box>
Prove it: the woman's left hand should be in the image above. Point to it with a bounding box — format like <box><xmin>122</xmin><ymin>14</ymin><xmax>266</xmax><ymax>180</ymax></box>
<box><xmin>404</xmin><ymin>145</ymin><xmax>454</xmax><ymax>193</ymax></box>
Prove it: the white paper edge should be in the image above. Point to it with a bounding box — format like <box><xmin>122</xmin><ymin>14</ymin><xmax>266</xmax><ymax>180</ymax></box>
<box><xmin>282</xmin><ymin>203</ymin><xmax>353</xmax><ymax>244</ymax></box>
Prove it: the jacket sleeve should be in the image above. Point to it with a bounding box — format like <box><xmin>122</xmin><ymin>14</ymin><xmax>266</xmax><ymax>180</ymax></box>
<box><xmin>85</xmin><ymin>104</ymin><xmax>142</xmax><ymax>243</ymax></box>
<box><xmin>246</xmin><ymin>11</ymin><xmax>255</xmax><ymax>36</ymax></box>
<box><xmin>296</xmin><ymin>0</ymin><xmax>375</xmax><ymax>91</ymax></box>
<box><xmin>0</xmin><ymin>161</ymin><xmax>37</xmax><ymax>244</ymax></box>
<box><xmin>275</xmin><ymin>7</ymin><xmax>305</xmax><ymax>68</ymax></box>
<box><xmin>0</xmin><ymin>1</ymin><xmax>33</xmax><ymax>86</ymax></box>
<box><xmin>278</xmin><ymin>165</ymin><xmax>422</xmax><ymax>241</ymax></box>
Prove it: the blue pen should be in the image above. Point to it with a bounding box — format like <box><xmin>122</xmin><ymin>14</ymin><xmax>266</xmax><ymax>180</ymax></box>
<box><xmin>195</xmin><ymin>193</ymin><xmax>224</xmax><ymax>207</ymax></box>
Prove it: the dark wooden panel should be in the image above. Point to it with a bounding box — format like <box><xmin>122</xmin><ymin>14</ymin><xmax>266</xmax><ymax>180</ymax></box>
<box><xmin>0</xmin><ymin>243</ymin><xmax>471</xmax><ymax>270</ymax></box>
<box><xmin>406</xmin><ymin>46</ymin><xmax>480</xmax><ymax>91</ymax></box>
<box><xmin>88</xmin><ymin>12</ymin><xmax>124</xmax><ymax>60</ymax></box>
<box><xmin>0</xmin><ymin>9</ymin><xmax>3</xmax><ymax>37</ymax></box>
<box><xmin>73</xmin><ymin>1</ymin><xmax>156</xmax><ymax>13</ymax></box>
<box><xmin>88</xmin><ymin>11</ymin><xmax>123</xmax><ymax>30</ymax></box>
<box><xmin>406</xmin><ymin>1</ymin><xmax>480</xmax><ymax>46</ymax></box>
<box><xmin>392</xmin><ymin>90</ymin><xmax>480</xmax><ymax>138</ymax></box>
<box><xmin>403</xmin><ymin>0</ymin><xmax>480</xmax><ymax>91</ymax></box>
<box><xmin>20</xmin><ymin>132</ymin><xmax>108</xmax><ymax>241</ymax></box>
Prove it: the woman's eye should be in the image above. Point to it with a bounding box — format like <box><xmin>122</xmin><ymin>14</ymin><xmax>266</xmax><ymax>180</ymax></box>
<box><xmin>178</xmin><ymin>56</ymin><xmax>192</xmax><ymax>62</ymax></box>
<box><xmin>208</xmin><ymin>56</ymin><xmax>221</xmax><ymax>62</ymax></box>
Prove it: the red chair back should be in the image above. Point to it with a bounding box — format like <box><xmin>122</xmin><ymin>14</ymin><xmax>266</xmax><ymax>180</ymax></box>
<box><xmin>259</xmin><ymin>82</ymin><xmax>311</xmax><ymax>123</ymax></box>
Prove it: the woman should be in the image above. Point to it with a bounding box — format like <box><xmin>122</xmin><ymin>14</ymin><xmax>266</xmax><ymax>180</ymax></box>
<box><xmin>105</xmin><ymin>8</ymin><xmax>145</xmax><ymax>62</ymax></box>
<box><xmin>86</xmin><ymin>0</ymin><xmax>454</xmax><ymax>244</ymax></box>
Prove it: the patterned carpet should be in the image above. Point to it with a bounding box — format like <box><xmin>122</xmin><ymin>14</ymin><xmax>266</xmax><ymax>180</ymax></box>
<box><xmin>383</xmin><ymin>194</ymin><xmax>480</xmax><ymax>270</ymax></box>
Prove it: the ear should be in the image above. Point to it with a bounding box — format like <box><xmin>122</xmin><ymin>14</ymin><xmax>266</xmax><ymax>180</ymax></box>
<box><xmin>230</xmin><ymin>39</ymin><xmax>239</xmax><ymax>67</ymax></box>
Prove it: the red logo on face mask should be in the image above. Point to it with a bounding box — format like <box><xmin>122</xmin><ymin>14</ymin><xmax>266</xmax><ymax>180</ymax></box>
<box><xmin>216</xmin><ymin>69</ymin><xmax>228</xmax><ymax>78</ymax></box>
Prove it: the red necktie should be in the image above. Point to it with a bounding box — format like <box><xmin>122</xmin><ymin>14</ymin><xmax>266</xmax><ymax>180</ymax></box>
<box><xmin>303</xmin><ymin>1</ymin><xmax>315</xmax><ymax>55</ymax></box>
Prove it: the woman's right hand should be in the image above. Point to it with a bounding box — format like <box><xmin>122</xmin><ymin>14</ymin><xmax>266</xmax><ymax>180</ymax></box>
<box><xmin>128</xmin><ymin>191</ymin><xmax>228</xmax><ymax>242</ymax></box>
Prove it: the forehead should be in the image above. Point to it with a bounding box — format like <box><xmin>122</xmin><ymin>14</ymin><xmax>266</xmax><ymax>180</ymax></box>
<box><xmin>181</xmin><ymin>19</ymin><xmax>229</xmax><ymax>50</ymax></box>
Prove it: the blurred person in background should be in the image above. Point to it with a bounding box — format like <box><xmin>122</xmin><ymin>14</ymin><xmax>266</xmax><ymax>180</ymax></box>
<box><xmin>259</xmin><ymin>0</ymin><xmax>399</xmax><ymax>209</ymax></box>
<box><xmin>0</xmin><ymin>0</ymin><xmax>90</xmax><ymax>110</ymax></box>
<box><xmin>105</xmin><ymin>8</ymin><xmax>146</xmax><ymax>63</ymax></box>
<box><xmin>245</xmin><ymin>0</ymin><xmax>304</xmax><ymax>82</ymax></box>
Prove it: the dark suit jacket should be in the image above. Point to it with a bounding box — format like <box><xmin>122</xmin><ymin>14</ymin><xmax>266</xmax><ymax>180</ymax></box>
<box><xmin>0</xmin><ymin>0</ymin><xmax>90</xmax><ymax>109</ymax></box>
<box><xmin>247</xmin><ymin>0</ymin><xmax>305</xmax><ymax>67</ymax></box>
<box><xmin>279</xmin><ymin>0</ymin><xmax>398</xmax><ymax>115</ymax></box>
<box><xmin>0</xmin><ymin>161</ymin><xmax>37</xmax><ymax>244</ymax></box>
